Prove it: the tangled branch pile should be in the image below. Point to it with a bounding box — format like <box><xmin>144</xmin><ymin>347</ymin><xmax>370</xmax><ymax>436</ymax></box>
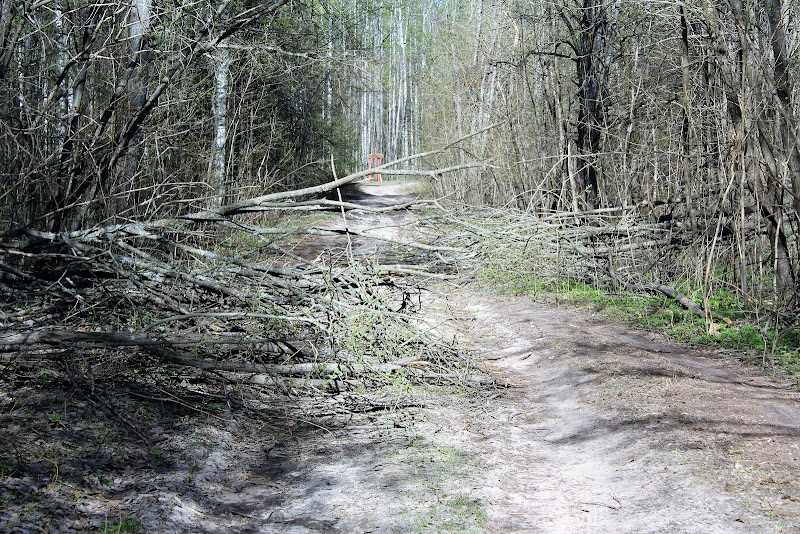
<box><xmin>432</xmin><ymin>199</ymin><xmax>780</xmax><ymax>323</ymax></box>
<box><xmin>0</xmin><ymin>161</ymin><xmax>492</xmax><ymax>420</ymax></box>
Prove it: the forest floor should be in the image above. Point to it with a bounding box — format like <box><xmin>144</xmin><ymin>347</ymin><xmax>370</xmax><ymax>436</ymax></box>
<box><xmin>3</xmin><ymin>183</ymin><xmax>800</xmax><ymax>533</ymax></box>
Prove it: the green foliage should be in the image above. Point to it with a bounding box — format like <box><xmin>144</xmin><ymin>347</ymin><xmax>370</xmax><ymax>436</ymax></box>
<box><xmin>408</xmin><ymin>494</ymin><xmax>487</xmax><ymax>533</ymax></box>
<box><xmin>126</xmin><ymin>309</ymin><xmax>159</xmax><ymax>332</ymax></box>
<box><xmin>703</xmin><ymin>288</ymin><xmax>746</xmax><ymax>318</ymax></box>
<box><xmin>104</xmin><ymin>516</ymin><xmax>144</xmax><ymax>534</ymax></box>
<box><xmin>475</xmin><ymin>237</ymin><xmax>545</xmax><ymax>297</ymax></box>
<box><xmin>775</xmin><ymin>351</ymin><xmax>800</xmax><ymax>376</ymax></box>
<box><xmin>481</xmin><ymin>266</ymin><xmax>543</xmax><ymax>297</ymax></box>
<box><xmin>690</xmin><ymin>324</ymin><xmax>765</xmax><ymax>351</ymax></box>
<box><xmin>335</xmin><ymin>306</ymin><xmax>420</xmax><ymax>366</ymax></box>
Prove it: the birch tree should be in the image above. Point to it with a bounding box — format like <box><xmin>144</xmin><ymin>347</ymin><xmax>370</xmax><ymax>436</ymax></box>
<box><xmin>209</xmin><ymin>44</ymin><xmax>234</xmax><ymax>208</ymax></box>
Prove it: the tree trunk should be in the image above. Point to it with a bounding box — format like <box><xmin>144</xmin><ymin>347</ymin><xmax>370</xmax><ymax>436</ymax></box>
<box><xmin>736</xmin><ymin>0</ymin><xmax>796</xmax><ymax>302</ymax></box>
<box><xmin>573</xmin><ymin>0</ymin><xmax>608</xmax><ymax>210</ymax></box>
<box><xmin>679</xmin><ymin>6</ymin><xmax>696</xmax><ymax>230</ymax></box>
<box><xmin>209</xmin><ymin>45</ymin><xmax>234</xmax><ymax>208</ymax></box>
<box><xmin>764</xmin><ymin>0</ymin><xmax>800</xmax><ymax>216</ymax></box>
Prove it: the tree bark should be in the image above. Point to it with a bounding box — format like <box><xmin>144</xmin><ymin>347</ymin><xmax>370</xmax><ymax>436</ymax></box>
<box><xmin>209</xmin><ymin>44</ymin><xmax>234</xmax><ymax>208</ymax></box>
<box><xmin>571</xmin><ymin>0</ymin><xmax>609</xmax><ymax>210</ymax></box>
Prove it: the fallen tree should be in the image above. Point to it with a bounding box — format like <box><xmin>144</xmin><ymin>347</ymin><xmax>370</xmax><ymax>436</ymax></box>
<box><xmin>0</xmin><ymin>143</ymin><xmax>498</xmax><ymax>418</ymax></box>
<box><xmin>431</xmin><ymin>199</ymin><xmax>756</xmax><ymax>327</ymax></box>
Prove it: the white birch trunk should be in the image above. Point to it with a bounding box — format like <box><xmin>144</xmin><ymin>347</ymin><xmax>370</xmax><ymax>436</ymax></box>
<box><xmin>209</xmin><ymin>45</ymin><xmax>233</xmax><ymax>208</ymax></box>
<box><xmin>129</xmin><ymin>0</ymin><xmax>152</xmax><ymax>59</ymax></box>
<box><xmin>479</xmin><ymin>68</ymin><xmax>497</xmax><ymax>157</ymax></box>
<box><xmin>325</xmin><ymin>9</ymin><xmax>333</xmax><ymax>128</ymax></box>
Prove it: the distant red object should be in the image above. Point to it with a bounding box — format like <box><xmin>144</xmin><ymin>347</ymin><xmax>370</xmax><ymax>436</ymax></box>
<box><xmin>367</xmin><ymin>153</ymin><xmax>383</xmax><ymax>182</ymax></box>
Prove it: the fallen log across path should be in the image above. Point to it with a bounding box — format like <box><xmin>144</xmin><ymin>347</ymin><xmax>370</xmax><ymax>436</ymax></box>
<box><xmin>1</xmin><ymin>140</ymin><xmax>502</xmax><ymax>400</ymax></box>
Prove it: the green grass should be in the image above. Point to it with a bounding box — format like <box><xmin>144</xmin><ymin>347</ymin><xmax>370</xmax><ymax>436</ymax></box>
<box><xmin>690</xmin><ymin>323</ymin><xmax>765</xmax><ymax>350</ymax></box>
<box><xmin>103</xmin><ymin>516</ymin><xmax>143</xmax><ymax>533</ymax></box>
<box><xmin>407</xmin><ymin>494</ymin><xmax>487</xmax><ymax>533</ymax></box>
<box><xmin>394</xmin><ymin>437</ymin><xmax>487</xmax><ymax>533</ymax></box>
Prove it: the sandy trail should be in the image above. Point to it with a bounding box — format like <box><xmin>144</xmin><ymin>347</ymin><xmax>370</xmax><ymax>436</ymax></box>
<box><xmin>118</xmin><ymin>183</ymin><xmax>800</xmax><ymax>532</ymax></box>
<box><xmin>354</xmin><ymin>183</ymin><xmax>800</xmax><ymax>532</ymax></box>
<box><xmin>421</xmin><ymin>292</ymin><xmax>800</xmax><ymax>532</ymax></box>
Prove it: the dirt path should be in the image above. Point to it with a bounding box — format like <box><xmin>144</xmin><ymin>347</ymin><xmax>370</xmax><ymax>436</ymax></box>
<box><xmin>421</xmin><ymin>292</ymin><xmax>800</xmax><ymax>532</ymax></box>
<box><xmin>303</xmin><ymin>182</ymin><xmax>800</xmax><ymax>532</ymax></box>
<box><xmin>9</xmin><ymin>182</ymin><xmax>799</xmax><ymax>532</ymax></box>
<box><xmin>167</xmin><ymin>181</ymin><xmax>800</xmax><ymax>533</ymax></box>
<box><xmin>150</xmin><ymin>182</ymin><xmax>800</xmax><ymax>533</ymax></box>
<box><xmin>139</xmin><ymin>280</ymin><xmax>800</xmax><ymax>532</ymax></box>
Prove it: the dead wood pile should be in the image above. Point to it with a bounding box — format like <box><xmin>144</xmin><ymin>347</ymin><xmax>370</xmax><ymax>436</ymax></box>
<box><xmin>433</xmin><ymin>200</ymin><xmax>751</xmax><ymax>320</ymax></box>
<box><xmin>0</xmin><ymin>153</ymin><xmax>493</xmax><ymax>413</ymax></box>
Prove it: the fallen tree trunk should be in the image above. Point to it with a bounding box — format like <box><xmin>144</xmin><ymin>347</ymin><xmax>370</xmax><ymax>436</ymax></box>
<box><xmin>148</xmin><ymin>345</ymin><xmax>419</xmax><ymax>377</ymax></box>
<box><xmin>179</xmin><ymin>144</ymin><xmax>494</xmax><ymax>222</ymax></box>
<box><xmin>643</xmin><ymin>283</ymin><xmax>731</xmax><ymax>324</ymax></box>
<box><xmin>644</xmin><ymin>283</ymin><xmax>705</xmax><ymax>317</ymax></box>
<box><xmin>0</xmin><ymin>329</ymin><xmax>452</xmax><ymax>380</ymax></box>
<box><xmin>0</xmin><ymin>133</ymin><xmax>511</xmax><ymax>401</ymax></box>
<box><xmin>0</xmin><ymin>329</ymin><xmax>311</xmax><ymax>355</ymax></box>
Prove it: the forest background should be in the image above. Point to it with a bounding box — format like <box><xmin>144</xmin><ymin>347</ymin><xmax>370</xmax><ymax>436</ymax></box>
<box><xmin>2</xmin><ymin>0</ymin><xmax>800</xmax><ymax>356</ymax></box>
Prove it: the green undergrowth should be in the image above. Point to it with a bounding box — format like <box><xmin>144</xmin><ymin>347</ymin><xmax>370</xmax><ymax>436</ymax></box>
<box><xmin>103</xmin><ymin>516</ymin><xmax>144</xmax><ymax>533</ymax></box>
<box><xmin>478</xmin><ymin>265</ymin><xmax>800</xmax><ymax>386</ymax></box>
